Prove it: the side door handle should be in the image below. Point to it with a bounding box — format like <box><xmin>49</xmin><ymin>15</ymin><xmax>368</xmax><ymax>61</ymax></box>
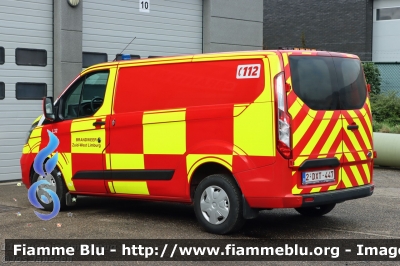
<box><xmin>347</xmin><ymin>124</ymin><xmax>359</xmax><ymax>130</ymax></box>
<box><xmin>93</xmin><ymin>121</ymin><xmax>106</xmax><ymax>126</ymax></box>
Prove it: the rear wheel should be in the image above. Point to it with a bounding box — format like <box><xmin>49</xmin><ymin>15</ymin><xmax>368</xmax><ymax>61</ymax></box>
<box><xmin>194</xmin><ymin>174</ymin><xmax>245</xmax><ymax>234</ymax></box>
<box><xmin>295</xmin><ymin>203</ymin><xmax>336</xmax><ymax>217</ymax></box>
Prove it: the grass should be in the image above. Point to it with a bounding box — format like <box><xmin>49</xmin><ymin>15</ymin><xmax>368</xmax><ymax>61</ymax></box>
<box><xmin>373</xmin><ymin>121</ymin><xmax>400</xmax><ymax>134</ymax></box>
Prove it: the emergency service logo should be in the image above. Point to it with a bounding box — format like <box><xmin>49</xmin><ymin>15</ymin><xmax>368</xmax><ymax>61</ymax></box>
<box><xmin>28</xmin><ymin>130</ymin><xmax>60</xmax><ymax>221</ymax></box>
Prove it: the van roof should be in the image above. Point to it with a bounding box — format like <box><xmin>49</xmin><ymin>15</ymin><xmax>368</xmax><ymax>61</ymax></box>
<box><xmin>83</xmin><ymin>50</ymin><xmax>360</xmax><ymax>73</ymax></box>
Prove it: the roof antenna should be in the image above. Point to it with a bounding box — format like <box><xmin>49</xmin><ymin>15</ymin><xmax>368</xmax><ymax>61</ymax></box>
<box><xmin>113</xmin><ymin>36</ymin><xmax>136</xmax><ymax>61</ymax></box>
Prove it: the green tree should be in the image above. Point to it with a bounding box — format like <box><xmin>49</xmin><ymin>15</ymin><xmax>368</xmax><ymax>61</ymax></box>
<box><xmin>370</xmin><ymin>91</ymin><xmax>400</xmax><ymax>126</ymax></box>
<box><xmin>362</xmin><ymin>62</ymin><xmax>381</xmax><ymax>95</ymax></box>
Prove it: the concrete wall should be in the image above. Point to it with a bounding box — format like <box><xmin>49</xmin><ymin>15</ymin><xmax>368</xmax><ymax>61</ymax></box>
<box><xmin>373</xmin><ymin>0</ymin><xmax>400</xmax><ymax>62</ymax></box>
<box><xmin>203</xmin><ymin>0</ymin><xmax>264</xmax><ymax>53</ymax></box>
<box><xmin>263</xmin><ymin>0</ymin><xmax>373</xmax><ymax>61</ymax></box>
<box><xmin>54</xmin><ymin>0</ymin><xmax>82</xmax><ymax>98</ymax></box>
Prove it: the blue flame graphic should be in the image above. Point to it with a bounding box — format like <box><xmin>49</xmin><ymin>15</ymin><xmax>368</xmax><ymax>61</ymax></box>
<box><xmin>28</xmin><ymin>130</ymin><xmax>60</xmax><ymax>221</ymax></box>
<box><xmin>33</xmin><ymin>130</ymin><xmax>59</xmax><ymax>176</ymax></box>
<box><xmin>28</xmin><ymin>180</ymin><xmax>60</xmax><ymax>221</ymax></box>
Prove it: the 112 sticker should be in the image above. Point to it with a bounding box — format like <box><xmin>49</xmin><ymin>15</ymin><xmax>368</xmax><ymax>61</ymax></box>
<box><xmin>236</xmin><ymin>64</ymin><xmax>261</xmax><ymax>79</ymax></box>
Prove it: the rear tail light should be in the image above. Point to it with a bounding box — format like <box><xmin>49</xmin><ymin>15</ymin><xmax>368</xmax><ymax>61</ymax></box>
<box><xmin>275</xmin><ymin>72</ymin><xmax>292</xmax><ymax>159</ymax></box>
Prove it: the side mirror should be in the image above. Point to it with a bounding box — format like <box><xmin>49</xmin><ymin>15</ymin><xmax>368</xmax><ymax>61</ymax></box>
<box><xmin>43</xmin><ymin>97</ymin><xmax>55</xmax><ymax>121</ymax></box>
<box><xmin>367</xmin><ymin>84</ymin><xmax>371</xmax><ymax>93</ymax></box>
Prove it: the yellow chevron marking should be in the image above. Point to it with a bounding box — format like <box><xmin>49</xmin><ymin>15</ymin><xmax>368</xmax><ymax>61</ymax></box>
<box><xmin>299</xmin><ymin>112</ymin><xmax>333</xmax><ymax>156</ymax></box>
<box><xmin>341</xmin><ymin>168</ymin><xmax>353</xmax><ymax>188</ymax></box>
<box><xmin>294</xmin><ymin>156</ymin><xmax>307</xmax><ymax>167</ymax></box>
<box><xmin>283</xmin><ymin>53</ymin><xmax>289</xmax><ymax>66</ymax></box>
<box><xmin>357</xmin><ymin>151</ymin><xmax>367</xmax><ymax>161</ymax></box>
<box><xmin>362</xmin><ymin>163</ymin><xmax>371</xmax><ymax>183</ymax></box>
<box><xmin>343</xmin><ymin>142</ymin><xmax>350</xmax><ymax>154</ymax></box>
<box><xmin>292</xmin><ymin>184</ymin><xmax>303</xmax><ymax>195</ymax></box>
<box><xmin>343</xmin><ymin>121</ymin><xmax>363</xmax><ymax>152</ymax></box>
<box><xmin>328</xmin><ymin>168</ymin><xmax>341</xmax><ymax>191</ymax></box>
<box><xmin>359</xmin><ymin>108</ymin><xmax>367</xmax><ymax>117</ymax></box>
<box><xmin>348</xmin><ymin>110</ymin><xmax>372</xmax><ymax>150</ymax></box>
<box><xmin>310</xmin><ymin>187</ymin><xmax>322</xmax><ymax>193</ymax></box>
<box><xmin>344</xmin><ymin>149</ymin><xmax>356</xmax><ymax>163</ymax></box>
<box><xmin>357</xmin><ymin>126</ymin><xmax>372</xmax><ymax>150</ymax></box>
<box><xmin>286</xmin><ymin>76</ymin><xmax>292</xmax><ymax>85</ymax></box>
<box><xmin>288</xmin><ymin>100</ymin><xmax>303</xmax><ymax>120</ymax></box>
<box><xmin>350</xmin><ymin>165</ymin><xmax>364</xmax><ymax>186</ymax></box>
<box><xmin>320</xmin><ymin>119</ymin><xmax>342</xmax><ymax>155</ymax></box>
<box><xmin>293</xmin><ymin>110</ymin><xmax>316</xmax><ymax>148</ymax></box>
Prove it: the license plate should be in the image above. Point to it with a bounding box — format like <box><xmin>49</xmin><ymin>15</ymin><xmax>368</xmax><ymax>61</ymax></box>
<box><xmin>302</xmin><ymin>170</ymin><xmax>335</xmax><ymax>185</ymax></box>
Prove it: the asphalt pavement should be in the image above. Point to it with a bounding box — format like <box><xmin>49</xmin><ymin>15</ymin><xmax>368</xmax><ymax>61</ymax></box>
<box><xmin>0</xmin><ymin>167</ymin><xmax>400</xmax><ymax>266</ymax></box>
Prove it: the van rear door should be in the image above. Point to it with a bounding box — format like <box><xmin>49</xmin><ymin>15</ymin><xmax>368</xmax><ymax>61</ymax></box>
<box><xmin>285</xmin><ymin>53</ymin><xmax>343</xmax><ymax>195</ymax></box>
<box><xmin>284</xmin><ymin>52</ymin><xmax>372</xmax><ymax>195</ymax></box>
<box><xmin>332</xmin><ymin>56</ymin><xmax>373</xmax><ymax>189</ymax></box>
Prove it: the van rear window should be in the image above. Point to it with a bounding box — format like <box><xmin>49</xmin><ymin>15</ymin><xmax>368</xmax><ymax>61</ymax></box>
<box><xmin>289</xmin><ymin>56</ymin><xmax>367</xmax><ymax>110</ymax></box>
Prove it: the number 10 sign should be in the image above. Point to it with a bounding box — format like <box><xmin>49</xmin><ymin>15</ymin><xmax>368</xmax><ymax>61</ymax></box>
<box><xmin>139</xmin><ymin>0</ymin><xmax>150</xmax><ymax>13</ymax></box>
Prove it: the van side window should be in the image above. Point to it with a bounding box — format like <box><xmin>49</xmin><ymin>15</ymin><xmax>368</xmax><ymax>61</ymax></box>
<box><xmin>61</xmin><ymin>71</ymin><xmax>109</xmax><ymax>119</ymax></box>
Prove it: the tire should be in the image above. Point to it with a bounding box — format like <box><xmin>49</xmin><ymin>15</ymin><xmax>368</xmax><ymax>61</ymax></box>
<box><xmin>295</xmin><ymin>203</ymin><xmax>336</xmax><ymax>217</ymax></box>
<box><xmin>194</xmin><ymin>174</ymin><xmax>245</xmax><ymax>234</ymax></box>
<box><xmin>31</xmin><ymin>167</ymin><xmax>68</xmax><ymax>211</ymax></box>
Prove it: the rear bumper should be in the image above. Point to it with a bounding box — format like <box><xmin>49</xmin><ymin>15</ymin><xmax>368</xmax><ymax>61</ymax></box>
<box><xmin>246</xmin><ymin>184</ymin><xmax>374</xmax><ymax>209</ymax></box>
<box><xmin>300</xmin><ymin>184</ymin><xmax>374</xmax><ymax>207</ymax></box>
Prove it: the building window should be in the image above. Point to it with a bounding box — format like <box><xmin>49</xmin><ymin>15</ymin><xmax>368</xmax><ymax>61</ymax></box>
<box><xmin>82</xmin><ymin>52</ymin><xmax>108</xmax><ymax>68</ymax></box>
<box><xmin>15</xmin><ymin>48</ymin><xmax>47</xmax><ymax>66</ymax></box>
<box><xmin>0</xmin><ymin>47</ymin><xmax>4</xmax><ymax>65</ymax></box>
<box><xmin>377</xmin><ymin>7</ymin><xmax>400</xmax><ymax>21</ymax></box>
<box><xmin>0</xmin><ymin>82</ymin><xmax>4</xmax><ymax>99</ymax></box>
<box><xmin>16</xmin><ymin>83</ymin><xmax>47</xmax><ymax>100</ymax></box>
<box><xmin>115</xmin><ymin>54</ymin><xmax>140</xmax><ymax>61</ymax></box>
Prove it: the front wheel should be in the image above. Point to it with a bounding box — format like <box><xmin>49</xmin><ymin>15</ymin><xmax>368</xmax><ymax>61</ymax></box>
<box><xmin>295</xmin><ymin>203</ymin><xmax>336</xmax><ymax>217</ymax></box>
<box><xmin>194</xmin><ymin>174</ymin><xmax>245</xmax><ymax>234</ymax></box>
<box><xmin>31</xmin><ymin>167</ymin><xmax>68</xmax><ymax>211</ymax></box>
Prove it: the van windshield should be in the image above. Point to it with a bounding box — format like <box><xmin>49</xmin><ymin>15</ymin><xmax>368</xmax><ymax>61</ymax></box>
<box><xmin>289</xmin><ymin>56</ymin><xmax>367</xmax><ymax>110</ymax></box>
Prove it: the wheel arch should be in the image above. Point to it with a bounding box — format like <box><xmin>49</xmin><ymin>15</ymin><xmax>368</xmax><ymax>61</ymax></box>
<box><xmin>188</xmin><ymin>159</ymin><xmax>241</xmax><ymax>201</ymax></box>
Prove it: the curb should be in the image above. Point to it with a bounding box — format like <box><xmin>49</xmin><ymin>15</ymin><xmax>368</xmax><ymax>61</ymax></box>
<box><xmin>0</xmin><ymin>181</ymin><xmax>21</xmax><ymax>186</ymax></box>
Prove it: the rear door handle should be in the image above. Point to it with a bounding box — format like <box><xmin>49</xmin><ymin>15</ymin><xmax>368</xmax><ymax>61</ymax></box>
<box><xmin>347</xmin><ymin>124</ymin><xmax>359</xmax><ymax>130</ymax></box>
<box><xmin>93</xmin><ymin>121</ymin><xmax>106</xmax><ymax>126</ymax></box>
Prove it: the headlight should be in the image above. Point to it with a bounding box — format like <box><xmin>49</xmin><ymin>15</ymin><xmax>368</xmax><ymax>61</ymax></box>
<box><xmin>25</xmin><ymin>121</ymin><xmax>39</xmax><ymax>144</ymax></box>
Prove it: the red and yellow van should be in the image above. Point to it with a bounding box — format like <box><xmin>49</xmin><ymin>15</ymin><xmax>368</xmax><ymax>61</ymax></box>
<box><xmin>21</xmin><ymin>50</ymin><xmax>375</xmax><ymax>234</ymax></box>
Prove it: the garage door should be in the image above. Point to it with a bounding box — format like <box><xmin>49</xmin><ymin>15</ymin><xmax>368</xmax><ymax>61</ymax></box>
<box><xmin>373</xmin><ymin>0</ymin><xmax>400</xmax><ymax>62</ymax></box>
<box><xmin>0</xmin><ymin>0</ymin><xmax>53</xmax><ymax>182</ymax></box>
<box><xmin>83</xmin><ymin>0</ymin><xmax>202</xmax><ymax>65</ymax></box>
